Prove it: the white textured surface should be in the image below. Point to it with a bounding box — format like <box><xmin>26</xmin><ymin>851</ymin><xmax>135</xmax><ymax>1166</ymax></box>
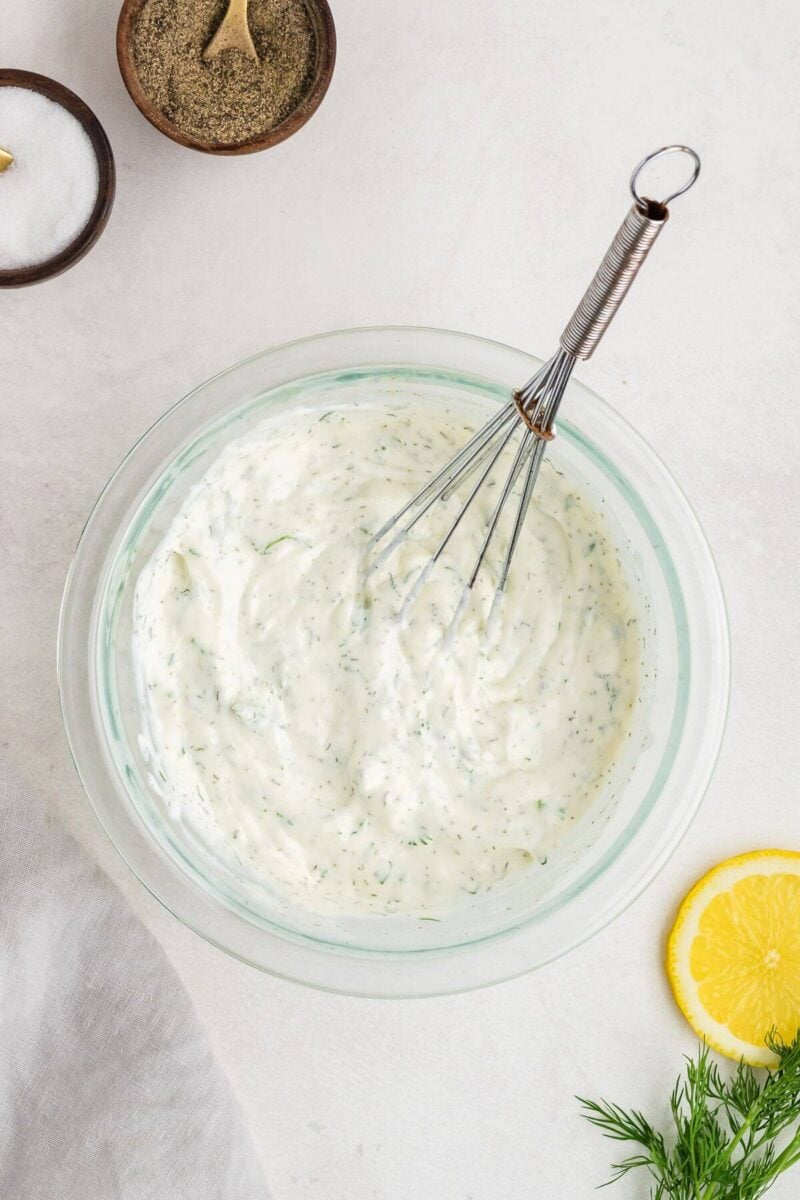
<box><xmin>2</xmin><ymin>1</ymin><xmax>799</xmax><ymax>1196</ymax></box>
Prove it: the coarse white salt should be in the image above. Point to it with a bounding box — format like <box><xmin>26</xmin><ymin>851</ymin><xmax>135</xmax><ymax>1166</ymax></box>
<box><xmin>0</xmin><ymin>86</ymin><xmax>100</xmax><ymax>270</ymax></box>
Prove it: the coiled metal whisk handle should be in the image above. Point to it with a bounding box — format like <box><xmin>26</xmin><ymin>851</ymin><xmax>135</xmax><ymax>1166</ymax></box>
<box><xmin>559</xmin><ymin>146</ymin><xmax>701</xmax><ymax>360</ymax></box>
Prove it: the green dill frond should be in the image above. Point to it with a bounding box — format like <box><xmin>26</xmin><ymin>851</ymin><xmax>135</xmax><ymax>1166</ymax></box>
<box><xmin>579</xmin><ymin>1029</ymin><xmax>800</xmax><ymax>1199</ymax></box>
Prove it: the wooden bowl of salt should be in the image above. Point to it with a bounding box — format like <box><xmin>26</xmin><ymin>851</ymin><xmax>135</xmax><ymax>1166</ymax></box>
<box><xmin>0</xmin><ymin>70</ymin><xmax>115</xmax><ymax>288</ymax></box>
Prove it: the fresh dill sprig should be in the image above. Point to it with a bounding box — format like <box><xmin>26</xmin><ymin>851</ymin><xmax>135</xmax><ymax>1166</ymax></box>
<box><xmin>578</xmin><ymin>1030</ymin><xmax>800</xmax><ymax>1199</ymax></box>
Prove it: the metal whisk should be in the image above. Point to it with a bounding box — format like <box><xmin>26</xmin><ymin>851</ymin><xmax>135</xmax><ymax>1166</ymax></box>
<box><xmin>372</xmin><ymin>145</ymin><xmax>701</xmax><ymax>614</ymax></box>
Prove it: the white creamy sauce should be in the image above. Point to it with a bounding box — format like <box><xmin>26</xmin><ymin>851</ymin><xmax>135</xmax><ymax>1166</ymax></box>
<box><xmin>132</xmin><ymin>399</ymin><xmax>641</xmax><ymax>916</ymax></box>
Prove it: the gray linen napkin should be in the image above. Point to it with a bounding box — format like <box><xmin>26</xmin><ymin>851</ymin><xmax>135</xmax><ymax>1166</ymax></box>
<box><xmin>0</xmin><ymin>765</ymin><xmax>270</xmax><ymax>1200</ymax></box>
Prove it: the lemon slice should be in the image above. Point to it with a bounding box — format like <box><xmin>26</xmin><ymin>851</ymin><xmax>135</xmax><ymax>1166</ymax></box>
<box><xmin>667</xmin><ymin>850</ymin><xmax>800</xmax><ymax>1067</ymax></box>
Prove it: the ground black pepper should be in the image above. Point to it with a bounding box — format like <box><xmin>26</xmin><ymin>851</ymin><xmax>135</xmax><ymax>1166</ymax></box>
<box><xmin>132</xmin><ymin>0</ymin><xmax>316</xmax><ymax>145</ymax></box>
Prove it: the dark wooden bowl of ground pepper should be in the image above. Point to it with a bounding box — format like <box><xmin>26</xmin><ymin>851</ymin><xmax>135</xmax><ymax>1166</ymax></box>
<box><xmin>117</xmin><ymin>0</ymin><xmax>335</xmax><ymax>153</ymax></box>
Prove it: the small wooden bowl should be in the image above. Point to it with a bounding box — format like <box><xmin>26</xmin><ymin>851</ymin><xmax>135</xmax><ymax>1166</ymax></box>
<box><xmin>116</xmin><ymin>0</ymin><xmax>336</xmax><ymax>155</ymax></box>
<box><xmin>0</xmin><ymin>70</ymin><xmax>115</xmax><ymax>289</ymax></box>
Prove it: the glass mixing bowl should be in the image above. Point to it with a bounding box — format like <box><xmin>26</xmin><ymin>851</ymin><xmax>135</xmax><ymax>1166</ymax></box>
<box><xmin>58</xmin><ymin>327</ymin><xmax>729</xmax><ymax>997</ymax></box>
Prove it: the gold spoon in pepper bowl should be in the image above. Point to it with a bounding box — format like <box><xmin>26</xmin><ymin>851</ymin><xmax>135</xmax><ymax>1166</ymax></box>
<box><xmin>203</xmin><ymin>0</ymin><xmax>258</xmax><ymax>62</ymax></box>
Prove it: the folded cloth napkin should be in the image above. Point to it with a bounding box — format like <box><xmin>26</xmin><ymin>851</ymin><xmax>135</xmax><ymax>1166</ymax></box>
<box><xmin>0</xmin><ymin>765</ymin><xmax>270</xmax><ymax>1200</ymax></box>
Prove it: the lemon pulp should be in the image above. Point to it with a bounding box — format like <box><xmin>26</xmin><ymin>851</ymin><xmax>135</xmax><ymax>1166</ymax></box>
<box><xmin>667</xmin><ymin>851</ymin><xmax>800</xmax><ymax>1066</ymax></box>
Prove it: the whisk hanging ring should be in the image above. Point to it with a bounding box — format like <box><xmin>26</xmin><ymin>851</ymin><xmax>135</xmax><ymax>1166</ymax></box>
<box><xmin>630</xmin><ymin>144</ymin><xmax>701</xmax><ymax>209</ymax></box>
